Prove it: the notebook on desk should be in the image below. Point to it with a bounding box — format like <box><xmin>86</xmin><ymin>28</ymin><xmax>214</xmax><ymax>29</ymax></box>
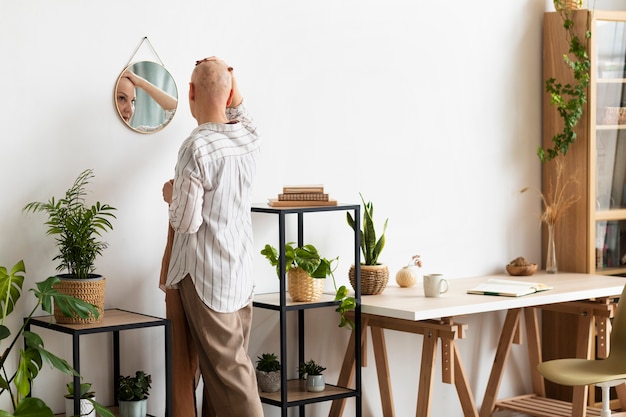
<box><xmin>467</xmin><ymin>278</ymin><xmax>553</xmax><ymax>297</ymax></box>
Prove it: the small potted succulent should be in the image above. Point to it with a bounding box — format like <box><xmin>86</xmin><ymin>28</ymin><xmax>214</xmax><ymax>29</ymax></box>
<box><xmin>64</xmin><ymin>381</ymin><xmax>97</xmax><ymax>417</ymax></box>
<box><xmin>117</xmin><ymin>371</ymin><xmax>152</xmax><ymax>417</ymax></box>
<box><xmin>298</xmin><ymin>359</ymin><xmax>327</xmax><ymax>392</ymax></box>
<box><xmin>256</xmin><ymin>352</ymin><xmax>281</xmax><ymax>393</ymax></box>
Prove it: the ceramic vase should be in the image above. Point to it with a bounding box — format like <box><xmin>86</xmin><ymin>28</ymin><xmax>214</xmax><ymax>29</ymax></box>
<box><xmin>306</xmin><ymin>374</ymin><xmax>325</xmax><ymax>392</ymax></box>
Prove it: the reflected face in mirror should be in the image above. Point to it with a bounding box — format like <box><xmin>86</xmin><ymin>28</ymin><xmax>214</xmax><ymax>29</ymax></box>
<box><xmin>116</xmin><ymin>76</ymin><xmax>136</xmax><ymax>123</ymax></box>
<box><xmin>114</xmin><ymin>61</ymin><xmax>178</xmax><ymax>134</ymax></box>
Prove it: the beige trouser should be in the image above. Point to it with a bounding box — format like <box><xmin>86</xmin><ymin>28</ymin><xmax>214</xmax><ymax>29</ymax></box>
<box><xmin>161</xmin><ymin>224</ymin><xmax>207</xmax><ymax>417</ymax></box>
<box><xmin>179</xmin><ymin>275</ymin><xmax>264</xmax><ymax>417</ymax></box>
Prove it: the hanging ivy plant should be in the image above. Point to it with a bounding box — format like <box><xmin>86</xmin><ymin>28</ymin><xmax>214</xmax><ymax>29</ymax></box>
<box><xmin>538</xmin><ymin>5</ymin><xmax>591</xmax><ymax>162</ymax></box>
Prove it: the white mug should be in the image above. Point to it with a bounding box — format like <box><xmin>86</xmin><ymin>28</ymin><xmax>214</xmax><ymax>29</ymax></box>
<box><xmin>423</xmin><ymin>274</ymin><xmax>448</xmax><ymax>297</ymax></box>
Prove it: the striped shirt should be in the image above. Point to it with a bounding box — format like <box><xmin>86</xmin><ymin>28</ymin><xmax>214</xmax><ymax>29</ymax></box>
<box><xmin>166</xmin><ymin>103</ymin><xmax>260</xmax><ymax>313</ymax></box>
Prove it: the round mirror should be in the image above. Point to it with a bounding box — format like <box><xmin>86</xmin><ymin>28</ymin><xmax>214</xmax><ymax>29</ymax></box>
<box><xmin>114</xmin><ymin>61</ymin><xmax>178</xmax><ymax>134</ymax></box>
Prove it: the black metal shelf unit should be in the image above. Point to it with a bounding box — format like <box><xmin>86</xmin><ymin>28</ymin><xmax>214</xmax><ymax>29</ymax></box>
<box><xmin>25</xmin><ymin>308</ymin><xmax>172</xmax><ymax>417</ymax></box>
<box><xmin>251</xmin><ymin>203</ymin><xmax>362</xmax><ymax>417</ymax></box>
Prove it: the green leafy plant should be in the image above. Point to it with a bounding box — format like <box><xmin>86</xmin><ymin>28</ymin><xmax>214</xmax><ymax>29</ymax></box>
<box><xmin>538</xmin><ymin>3</ymin><xmax>591</xmax><ymax>162</ymax></box>
<box><xmin>298</xmin><ymin>359</ymin><xmax>326</xmax><ymax>378</ymax></box>
<box><xmin>117</xmin><ymin>371</ymin><xmax>152</xmax><ymax>401</ymax></box>
<box><xmin>256</xmin><ymin>353</ymin><xmax>281</xmax><ymax>373</ymax></box>
<box><xmin>0</xmin><ymin>260</ymin><xmax>113</xmax><ymax>417</ymax></box>
<box><xmin>261</xmin><ymin>243</ymin><xmax>335</xmax><ymax>278</ymax></box>
<box><xmin>23</xmin><ymin>169</ymin><xmax>117</xmax><ymax>279</ymax></box>
<box><xmin>261</xmin><ymin>242</ymin><xmax>356</xmax><ymax>329</ymax></box>
<box><xmin>346</xmin><ymin>193</ymin><xmax>388</xmax><ymax>265</ymax></box>
<box><xmin>64</xmin><ymin>381</ymin><xmax>95</xmax><ymax>399</ymax></box>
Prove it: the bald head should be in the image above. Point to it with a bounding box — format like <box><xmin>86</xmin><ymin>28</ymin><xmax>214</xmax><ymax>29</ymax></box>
<box><xmin>189</xmin><ymin>59</ymin><xmax>234</xmax><ymax>124</ymax></box>
<box><xmin>193</xmin><ymin>60</ymin><xmax>232</xmax><ymax>101</ymax></box>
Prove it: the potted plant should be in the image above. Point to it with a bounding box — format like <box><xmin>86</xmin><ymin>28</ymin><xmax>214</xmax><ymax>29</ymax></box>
<box><xmin>261</xmin><ymin>242</ymin><xmax>355</xmax><ymax>328</ymax></box>
<box><xmin>64</xmin><ymin>381</ymin><xmax>97</xmax><ymax>417</ymax></box>
<box><xmin>538</xmin><ymin>0</ymin><xmax>591</xmax><ymax>162</ymax></box>
<box><xmin>255</xmin><ymin>353</ymin><xmax>281</xmax><ymax>393</ymax></box>
<box><xmin>346</xmin><ymin>193</ymin><xmax>389</xmax><ymax>295</ymax></box>
<box><xmin>0</xmin><ymin>260</ymin><xmax>113</xmax><ymax>417</ymax></box>
<box><xmin>298</xmin><ymin>359</ymin><xmax>327</xmax><ymax>392</ymax></box>
<box><xmin>23</xmin><ymin>168</ymin><xmax>117</xmax><ymax>323</ymax></box>
<box><xmin>117</xmin><ymin>370</ymin><xmax>152</xmax><ymax>417</ymax></box>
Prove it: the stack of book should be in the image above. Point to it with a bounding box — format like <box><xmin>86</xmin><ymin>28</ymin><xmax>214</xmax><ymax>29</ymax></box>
<box><xmin>268</xmin><ymin>185</ymin><xmax>338</xmax><ymax>207</ymax></box>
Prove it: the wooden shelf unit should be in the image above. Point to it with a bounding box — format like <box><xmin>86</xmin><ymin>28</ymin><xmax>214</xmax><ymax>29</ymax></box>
<box><xmin>542</xmin><ymin>8</ymin><xmax>626</xmax><ymax>407</ymax></box>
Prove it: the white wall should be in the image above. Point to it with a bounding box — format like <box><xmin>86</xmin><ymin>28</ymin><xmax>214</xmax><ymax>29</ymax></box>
<box><xmin>1</xmin><ymin>0</ymin><xmax>623</xmax><ymax>416</ymax></box>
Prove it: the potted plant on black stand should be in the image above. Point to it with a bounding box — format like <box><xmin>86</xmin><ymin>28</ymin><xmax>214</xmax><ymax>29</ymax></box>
<box><xmin>117</xmin><ymin>371</ymin><xmax>152</xmax><ymax>417</ymax></box>
<box><xmin>64</xmin><ymin>381</ymin><xmax>97</xmax><ymax>417</ymax></box>
<box><xmin>0</xmin><ymin>260</ymin><xmax>113</xmax><ymax>417</ymax></box>
<box><xmin>261</xmin><ymin>242</ymin><xmax>355</xmax><ymax>328</ymax></box>
<box><xmin>23</xmin><ymin>168</ymin><xmax>117</xmax><ymax>323</ymax></box>
<box><xmin>346</xmin><ymin>193</ymin><xmax>389</xmax><ymax>295</ymax></box>
<box><xmin>255</xmin><ymin>353</ymin><xmax>281</xmax><ymax>393</ymax></box>
<box><xmin>298</xmin><ymin>359</ymin><xmax>327</xmax><ymax>392</ymax></box>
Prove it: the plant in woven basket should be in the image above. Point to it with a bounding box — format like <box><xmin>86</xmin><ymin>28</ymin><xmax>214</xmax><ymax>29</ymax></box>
<box><xmin>261</xmin><ymin>242</ymin><xmax>356</xmax><ymax>329</ymax></box>
<box><xmin>538</xmin><ymin>0</ymin><xmax>591</xmax><ymax>162</ymax></box>
<box><xmin>0</xmin><ymin>260</ymin><xmax>113</xmax><ymax>417</ymax></box>
<box><xmin>346</xmin><ymin>193</ymin><xmax>388</xmax><ymax>266</ymax></box>
<box><xmin>23</xmin><ymin>168</ymin><xmax>117</xmax><ymax>280</ymax></box>
<box><xmin>24</xmin><ymin>169</ymin><xmax>116</xmax><ymax>323</ymax></box>
<box><xmin>346</xmin><ymin>193</ymin><xmax>390</xmax><ymax>295</ymax></box>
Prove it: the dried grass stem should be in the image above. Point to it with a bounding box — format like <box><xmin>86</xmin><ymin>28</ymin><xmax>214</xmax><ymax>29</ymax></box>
<box><xmin>522</xmin><ymin>157</ymin><xmax>579</xmax><ymax>226</ymax></box>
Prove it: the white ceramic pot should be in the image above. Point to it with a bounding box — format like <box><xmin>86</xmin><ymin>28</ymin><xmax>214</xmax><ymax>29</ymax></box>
<box><xmin>119</xmin><ymin>399</ymin><xmax>147</xmax><ymax>417</ymax></box>
<box><xmin>65</xmin><ymin>397</ymin><xmax>96</xmax><ymax>417</ymax></box>
<box><xmin>306</xmin><ymin>374</ymin><xmax>325</xmax><ymax>392</ymax></box>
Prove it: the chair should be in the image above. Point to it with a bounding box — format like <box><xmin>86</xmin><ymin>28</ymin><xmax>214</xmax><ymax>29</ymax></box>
<box><xmin>536</xmin><ymin>284</ymin><xmax>626</xmax><ymax>417</ymax></box>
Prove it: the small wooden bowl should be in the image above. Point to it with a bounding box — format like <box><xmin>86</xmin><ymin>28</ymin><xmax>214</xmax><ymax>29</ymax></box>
<box><xmin>506</xmin><ymin>263</ymin><xmax>538</xmax><ymax>276</ymax></box>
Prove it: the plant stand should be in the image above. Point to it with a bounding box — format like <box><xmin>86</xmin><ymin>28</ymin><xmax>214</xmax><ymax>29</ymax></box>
<box><xmin>252</xmin><ymin>203</ymin><xmax>362</xmax><ymax>417</ymax></box>
<box><xmin>25</xmin><ymin>308</ymin><xmax>171</xmax><ymax>417</ymax></box>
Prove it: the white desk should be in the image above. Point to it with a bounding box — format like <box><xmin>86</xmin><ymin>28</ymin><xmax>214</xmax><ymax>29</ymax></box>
<box><xmin>329</xmin><ymin>272</ymin><xmax>626</xmax><ymax>417</ymax></box>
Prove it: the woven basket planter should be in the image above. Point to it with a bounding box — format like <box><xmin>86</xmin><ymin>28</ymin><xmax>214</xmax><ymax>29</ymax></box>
<box><xmin>554</xmin><ymin>0</ymin><xmax>583</xmax><ymax>10</ymax></box>
<box><xmin>288</xmin><ymin>268</ymin><xmax>325</xmax><ymax>302</ymax></box>
<box><xmin>53</xmin><ymin>275</ymin><xmax>106</xmax><ymax>324</ymax></box>
<box><xmin>349</xmin><ymin>264</ymin><xmax>389</xmax><ymax>295</ymax></box>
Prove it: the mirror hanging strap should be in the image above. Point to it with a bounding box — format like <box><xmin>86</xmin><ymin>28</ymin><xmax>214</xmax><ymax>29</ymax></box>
<box><xmin>126</xmin><ymin>36</ymin><xmax>165</xmax><ymax>67</ymax></box>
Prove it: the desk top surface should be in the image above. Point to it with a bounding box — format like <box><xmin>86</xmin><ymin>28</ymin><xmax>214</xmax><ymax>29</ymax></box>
<box><xmin>360</xmin><ymin>272</ymin><xmax>626</xmax><ymax>321</ymax></box>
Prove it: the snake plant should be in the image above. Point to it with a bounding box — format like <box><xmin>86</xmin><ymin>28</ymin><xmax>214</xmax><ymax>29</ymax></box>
<box><xmin>346</xmin><ymin>193</ymin><xmax>388</xmax><ymax>265</ymax></box>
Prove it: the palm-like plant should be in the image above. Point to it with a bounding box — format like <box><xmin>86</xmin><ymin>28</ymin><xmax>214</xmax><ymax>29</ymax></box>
<box><xmin>0</xmin><ymin>260</ymin><xmax>113</xmax><ymax>417</ymax></box>
<box><xmin>23</xmin><ymin>169</ymin><xmax>117</xmax><ymax>279</ymax></box>
<box><xmin>346</xmin><ymin>193</ymin><xmax>388</xmax><ymax>265</ymax></box>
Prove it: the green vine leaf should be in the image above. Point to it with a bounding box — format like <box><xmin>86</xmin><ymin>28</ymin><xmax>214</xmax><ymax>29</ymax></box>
<box><xmin>538</xmin><ymin>9</ymin><xmax>591</xmax><ymax>162</ymax></box>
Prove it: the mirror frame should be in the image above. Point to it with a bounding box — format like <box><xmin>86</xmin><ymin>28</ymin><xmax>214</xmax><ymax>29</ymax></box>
<box><xmin>114</xmin><ymin>61</ymin><xmax>178</xmax><ymax>134</ymax></box>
